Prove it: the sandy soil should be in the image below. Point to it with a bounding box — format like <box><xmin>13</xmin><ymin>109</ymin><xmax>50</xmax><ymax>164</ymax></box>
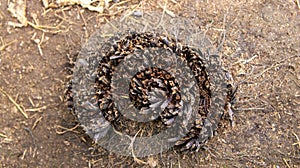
<box><xmin>0</xmin><ymin>0</ymin><xmax>299</xmax><ymax>167</ymax></box>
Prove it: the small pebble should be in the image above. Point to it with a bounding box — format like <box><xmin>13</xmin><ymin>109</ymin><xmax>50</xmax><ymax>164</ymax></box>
<box><xmin>132</xmin><ymin>11</ymin><xmax>143</xmax><ymax>17</ymax></box>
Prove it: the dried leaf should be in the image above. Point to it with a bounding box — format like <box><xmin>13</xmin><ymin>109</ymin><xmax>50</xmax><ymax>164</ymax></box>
<box><xmin>42</xmin><ymin>0</ymin><xmax>49</xmax><ymax>8</ymax></box>
<box><xmin>56</xmin><ymin>0</ymin><xmax>107</xmax><ymax>13</ymax></box>
<box><xmin>7</xmin><ymin>0</ymin><xmax>28</xmax><ymax>26</ymax></box>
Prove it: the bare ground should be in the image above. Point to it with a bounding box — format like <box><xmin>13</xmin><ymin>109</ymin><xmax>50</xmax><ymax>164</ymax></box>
<box><xmin>0</xmin><ymin>0</ymin><xmax>299</xmax><ymax>167</ymax></box>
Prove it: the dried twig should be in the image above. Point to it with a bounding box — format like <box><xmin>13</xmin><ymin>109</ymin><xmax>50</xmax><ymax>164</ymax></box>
<box><xmin>0</xmin><ymin>38</ymin><xmax>16</xmax><ymax>51</ymax></box>
<box><xmin>158</xmin><ymin>1</ymin><xmax>175</xmax><ymax>17</ymax></box>
<box><xmin>0</xmin><ymin>132</ymin><xmax>7</xmax><ymax>138</ymax></box>
<box><xmin>238</xmin><ymin>55</ymin><xmax>298</xmax><ymax>85</ymax></box>
<box><xmin>109</xmin><ymin>0</ymin><xmax>131</xmax><ymax>10</ymax></box>
<box><xmin>235</xmin><ymin>107</ymin><xmax>265</xmax><ymax>111</ymax></box>
<box><xmin>77</xmin><ymin>5</ymin><xmax>87</xmax><ymax>27</ymax></box>
<box><xmin>55</xmin><ymin>124</ymin><xmax>80</xmax><ymax>134</ymax></box>
<box><xmin>21</xmin><ymin>149</ymin><xmax>27</xmax><ymax>160</ymax></box>
<box><xmin>28</xmin><ymin>97</ymin><xmax>35</xmax><ymax>107</ymax></box>
<box><xmin>27</xmin><ymin>20</ymin><xmax>68</xmax><ymax>33</ymax></box>
<box><xmin>282</xmin><ymin>158</ymin><xmax>291</xmax><ymax>168</ymax></box>
<box><xmin>54</xmin><ymin>10</ymin><xmax>81</xmax><ymax>25</ymax></box>
<box><xmin>103</xmin><ymin>17</ymin><xmax>119</xmax><ymax>31</ymax></box>
<box><xmin>296</xmin><ymin>0</ymin><xmax>300</xmax><ymax>10</ymax></box>
<box><xmin>127</xmin><ymin>130</ymin><xmax>147</xmax><ymax>164</ymax></box>
<box><xmin>292</xmin><ymin>132</ymin><xmax>300</xmax><ymax>149</ymax></box>
<box><xmin>0</xmin><ymin>88</ymin><xmax>28</xmax><ymax>119</ymax></box>
<box><xmin>32</xmin><ymin>117</ymin><xmax>43</xmax><ymax>130</ymax></box>
<box><xmin>120</xmin><ymin>4</ymin><xmax>140</xmax><ymax>22</ymax></box>
<box><xmin>26</xmin><ymin>106</ymin><xmax>47</xmax><ymax>112</ymax></box>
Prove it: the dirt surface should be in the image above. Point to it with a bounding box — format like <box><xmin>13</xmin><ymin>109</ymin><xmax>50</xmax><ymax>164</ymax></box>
<box><xmin>0</xmin><ymin>0</ymin><xmax>299</xmax><ymax>167</ymax></box>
